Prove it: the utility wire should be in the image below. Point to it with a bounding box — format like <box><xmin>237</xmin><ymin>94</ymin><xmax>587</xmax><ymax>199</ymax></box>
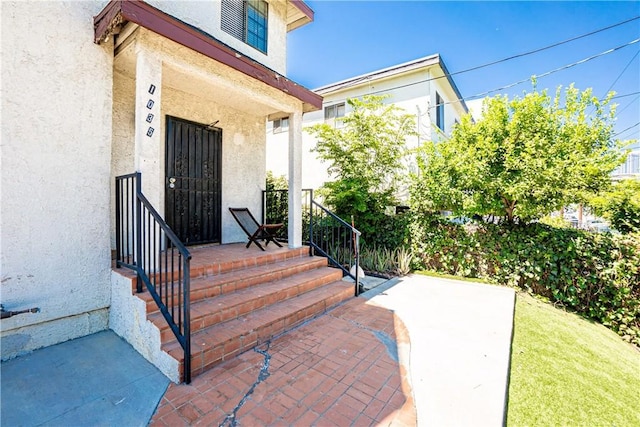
<box><xmin>447</xmin><ymin>16</ymin><xmax>640</xmax><ymax>79</ymax></box>
<box><xmin>614</xmin><ymin>121</ymin><xmax>640</xmax><ymax>138</ymax></box>
<box><xmin>326</xmin><ymin>16</ymin><xmax>640</xmax><ymax>93</ymax></box>
<box><xmin>439</xmin><ymin>38</ymin><xmax>640</xmax><ymax>107</ymax></box>
<box><xmin>601</xmin><ymin>50</ymin><xmax>639</xmax><ymax>97</ymax></box>
<box><xmin>616</xmin><ymin>94</ymin><xmax>640</xmax><ymax>115</ymax></box>
<box><xmin>611</xmin><ymin>91</ymin><xmax>640</xmax><ymax>100</ymax></box>
<box><xmin>321</xmin><ymin>40</ymin><xmax>640</xmax><ymax>110</ymax></box>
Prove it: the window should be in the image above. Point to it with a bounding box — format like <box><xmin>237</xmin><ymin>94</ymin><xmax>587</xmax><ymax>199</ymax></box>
<box><xmin>435</xmin><ymin>92</ymin><xmax>445</xmax><ymax>131</ymax></box>
<box><xmin>221</xmin><ymin>0</ymin><xmax>268</xmax><ymax>53</ymax></box>
<box><xmin>324</xmin><ymin>102</ymin><xmax>345</xmax><ymax>127</ymax></box>
<box><xmin>273</xmin><ymin>117</ymin><xmax>289</xmax><ymax>133</ymax></box>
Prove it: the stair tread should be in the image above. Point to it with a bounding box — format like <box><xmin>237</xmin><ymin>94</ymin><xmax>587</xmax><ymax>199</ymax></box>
<box><xmin>162</xmin><ymin>280</ymin><xmax>353</xmax><ymax>356</ymax></box>
<box><xmin>148</xmin><ymin>267</ymin><xmax>343</xmax><ymax>330</ymax></box>
<box><xmin>139</xmin><ymin>256</ymin><xmax>329</xmax><ymax>309</ymax></box>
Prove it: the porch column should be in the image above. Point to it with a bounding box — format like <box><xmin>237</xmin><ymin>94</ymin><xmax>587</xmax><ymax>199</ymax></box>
<box><xmin>134</xmin><ymin>46</ymin><xmax>162</xmax><ymax>208</ymax></box>
<box><xmin>287</xmin><ymin>109</ymin><xmax>303</xmax><ymax>248</ymax></box>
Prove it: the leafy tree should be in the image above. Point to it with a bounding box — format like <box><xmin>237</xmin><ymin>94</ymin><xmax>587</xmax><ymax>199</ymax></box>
<box><xmin>589</xmin><ymin>178</ymin><xmax>640</xmax><ymax>234</ymax></box>
<box><xmin>306</xmin><ymin>95</ymin><xmax>416</xmax><ymax>237</ymax></box>
<box><xmin>411</xmin><ymin>85</ymin><xmax>627</xmax><ymax>223</ymax></box>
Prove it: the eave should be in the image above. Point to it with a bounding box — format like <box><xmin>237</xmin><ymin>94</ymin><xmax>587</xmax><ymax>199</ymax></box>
<box><xmin>94</xmin><ymin>0</ymin><xmax>322</xmax><ymax>112</ymax></box>
<box><xmin>287</xmin><ymin>0</ymin><xmax>314</xmax><ymax>31</ymax></box>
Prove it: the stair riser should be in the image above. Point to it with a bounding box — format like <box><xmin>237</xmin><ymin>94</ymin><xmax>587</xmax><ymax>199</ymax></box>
<box><xmin>154</xmin><ymin>270</ymin><xmax>344</xmax><ymax>341</ymax></box>
<box><xmin>135</xmin><ymin>247</ymin><xmax>310</xmax><ymax>288</ymax></box>
<box><xmin>174</xmin><ymin>285</ymin><xmax>354</xmax><ymax>378</ymax></box>
<box><xmin>138</xmin><ymin>259</ymin><xmax>329</xmax><ymax>310</ymax></box>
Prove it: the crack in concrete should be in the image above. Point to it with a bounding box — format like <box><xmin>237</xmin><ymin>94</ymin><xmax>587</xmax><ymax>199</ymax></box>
<box><xmin>219</xmin><ymin>342</ymin><xmax>271</xmax><ymax>427</ymax></box>
<box><xmin>330</xmin><ymin>314</ymin><xmax>399</xmax><ymax>363</ymax></box>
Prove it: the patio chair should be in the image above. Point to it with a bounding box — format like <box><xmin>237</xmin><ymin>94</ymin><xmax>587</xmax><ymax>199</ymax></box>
<box><xmin>229</xmin><ymin>207</ymin><xmax>283</xmax><ymax>251</ymax></box>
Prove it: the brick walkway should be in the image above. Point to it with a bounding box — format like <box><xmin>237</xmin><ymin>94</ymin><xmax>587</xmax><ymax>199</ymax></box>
<box><xmin>150</xmin><ymin>298</ymin><xmax>416</xmax><ymax>426</ymax></box>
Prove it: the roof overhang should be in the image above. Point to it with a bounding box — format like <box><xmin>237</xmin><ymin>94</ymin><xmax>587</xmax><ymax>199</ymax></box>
<box><xmin>94</xmin><ymin>0</ymin><xmax>322</xmax><ymax>112</ymax></box>
<box><xmin>315</xmin><ymin>54</ymin><xmax>469</xmax><ymax>114</ymax></box>
<box><xmin>287</xmin><ymin>1</ymin><xmax>314</xmax><ymax>31</ymax></box>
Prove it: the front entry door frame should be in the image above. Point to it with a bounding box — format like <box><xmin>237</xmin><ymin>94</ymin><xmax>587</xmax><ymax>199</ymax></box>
<box><xmin>165</xmin><ymin>115</ymin><xmax>222</xmax><ymax>246</ymax></box>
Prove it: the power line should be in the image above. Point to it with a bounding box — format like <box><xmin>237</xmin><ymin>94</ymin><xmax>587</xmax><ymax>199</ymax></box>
<box><xmin>321</xmin><ymin>39</ymin><xmax>640</xmax><ymax>110</ymax></box>
<box><xmin>601</xmin><ymin>49</ymin><xmax>639</xmax><ymax>97</ymax></box>
<box><xmin>328</xmin><ymin>16</ymin><xmax>640</xmax><ymax>93</ymax></box>
<box><xmin>441</xmin><ymin>39</ymin><xmax>640</xmax><ymax>107</ymax></box>
<box><xmin>611</xmin><ymin>91</ymin><xmax>640</xmax><ymax>100</ymax></box>
<box><xmin>616</xmin><ymin>94</ymin><xmax>640</xmax><ymax>115</ymax></box>
<box><xmin>447</xmin><ymin>16</ymin><xmax>640</xmax><ymax>80</ymax></box>
<box><xmin>614</xmin><ymin>121</ymin><xmax>640</xmax><ymax>138</ymax></box>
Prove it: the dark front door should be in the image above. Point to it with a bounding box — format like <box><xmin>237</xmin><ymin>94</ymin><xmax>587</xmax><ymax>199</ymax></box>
<box><xmin>166</xmin><ymin>116</ymin><xmax>222</xmax><ymax>245</ymax></box>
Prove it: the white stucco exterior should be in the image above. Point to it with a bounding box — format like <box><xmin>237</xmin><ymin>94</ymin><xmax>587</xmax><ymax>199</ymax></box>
<box><xmin>111</xmin><ymin>27</ymin><xmax>306</xmax><ymax>245</ymax></box>
<box><xmin>1</xmin><ymin>0</ymin><xmax>113</xmax><ymax>359</ymax></box>
<box><xmin>144</xmin><ymin>0</ymin><xmax>290</xmax><ymax>75</ymax></box>
<box><xmin>2</xmin><ymin>0</ymin><xmax>317</xmax><ymax>362</ymax></box>
<box><xmin>266</xmin><ymin>55</ymin><xmax>469</xmax><ymax>193</ymax></box>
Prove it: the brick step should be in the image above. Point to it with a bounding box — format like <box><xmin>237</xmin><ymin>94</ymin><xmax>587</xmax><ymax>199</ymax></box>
<box><xmin>163</xmin><ymin>280</ymin><xmax>354</xmax><ymax>379</ymax></box>
<box><xmin>138</xmin><ymin>256</ymin><xmax>330</xmax><ymax>314</ymax></box>
<box><xmin>136</xmin><ymin>246</ymin><xmax>310</xmax><ymax>287</ymax></box>
<box><xmin>149</xmin><ymin>267</ymin><xmax>344</xmax><ymax>341</ymax></box>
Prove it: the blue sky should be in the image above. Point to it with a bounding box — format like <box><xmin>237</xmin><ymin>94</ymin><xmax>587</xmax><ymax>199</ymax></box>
<box><xmin>287</xmin><ymin>1</ymin><xmax>640</xmax><ymax>148</ymax></box>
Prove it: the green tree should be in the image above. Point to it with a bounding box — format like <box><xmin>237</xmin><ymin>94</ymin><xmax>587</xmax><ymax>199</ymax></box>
<box><xmin>411</xmin><ymin>85</ymin><xmax>627</xmax><ymax>223</ymax></box>
<box><xmin>306</xmin><ymin>95</ymin><xmax>416</xmax><ymax>237</ymax></box>
<box><xmin>589</xmin><ymin>178</ymin><xmax>640</xmax><ymax>234</ymax></box>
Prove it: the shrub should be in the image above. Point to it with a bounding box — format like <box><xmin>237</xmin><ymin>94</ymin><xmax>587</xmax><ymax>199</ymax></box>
<box><xmin>409</xmin><ymin>216</ymin><xmax>640</xmax><ymax>346</ymax></box>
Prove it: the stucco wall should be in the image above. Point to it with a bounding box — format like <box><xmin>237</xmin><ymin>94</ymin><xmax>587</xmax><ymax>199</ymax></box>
<box><xmin>145</xmin><ymin>0</ymin><xmax>288</xmax><ymax>75</ymax></box>
<box><xmin>0</xmin><ymin>1</ymin><xmax>113</xmax><ymax>359</ymax></box>
<box><xmin>110</xmin><ymin>27</ymin><xmax>300</xmax><ymax>248</ymax></box>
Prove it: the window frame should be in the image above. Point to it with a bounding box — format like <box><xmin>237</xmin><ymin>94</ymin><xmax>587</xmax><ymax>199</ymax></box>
<box><xmin>324</xmin><ymin>102</ymin><xmax>345</xmax><ymax>127</ymax></box>
<box><xmin>221</xmin><ymin>0</ymin><xmax>268</xmax><ymax>54</ymax></box>
<box><xmin>273</xmin><ymin>117</ymin><xmax>289</xmax><ymax>134</ymax></box>
<box><xmin>245</xmin><ymin>0</ymin><xmax>268</xmax><ymax>53</ymax></box>
<box><xmin>435</xmin><ymin>92</ymin><xmax>445</xmax><ymax>131</ymax></box>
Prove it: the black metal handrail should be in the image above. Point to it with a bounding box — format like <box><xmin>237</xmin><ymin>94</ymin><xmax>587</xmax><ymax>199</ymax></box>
<box><xmin>262</xmin><ymin>189</ymin><xmax>362</xmax><ymax>296</ymax></box>
<box><xmin>309</xmin><ymin>200</ymin><xmax>362</xmax><ymax>296</ymax></box>
<box><xmin>115</xmin><ymin>172</ymin><xmax>192</xmax><ymax>384</ymax></box>
<box><xmin>261</xmin><ymin>188</ymin><xmax>313</xmax><ymax>241</ymax></box>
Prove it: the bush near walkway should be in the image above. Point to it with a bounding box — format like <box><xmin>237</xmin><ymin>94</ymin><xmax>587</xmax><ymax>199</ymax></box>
<box><xmin>409</xmin><ymin>214</ymin><xmax>640</xmax><ymax>346</ymax></box>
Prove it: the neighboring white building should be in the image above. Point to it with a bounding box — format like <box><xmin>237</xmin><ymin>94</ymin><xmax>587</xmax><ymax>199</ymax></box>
<box><xmin>266</xmin><ymin>54</ymin><xmax>469</xmax><ymax>191</ymax></box>
<box><xmin>1</xmin><ymin>0</ymin><xmax>320</xmax><ymax>360</ymax></box>
<box><xmin>612</xmin><ymin>149</ymin><xmax>640</xmax><ymax>180</ymax></box>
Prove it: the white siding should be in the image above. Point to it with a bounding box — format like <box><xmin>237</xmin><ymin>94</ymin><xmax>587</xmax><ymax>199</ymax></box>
<box><xmin>266</xmin><ymin>64</ymin><xmax>468</xmax><ymax>193</ymax></box>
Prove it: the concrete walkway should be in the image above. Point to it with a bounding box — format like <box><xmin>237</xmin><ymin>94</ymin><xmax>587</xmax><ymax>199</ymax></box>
<box><xmin>0</xmin><ymin>331</ymin><xmax>169</xmax><ymax>427</ymax></box>
<box><xmin>366</xmin><ymin>274</ymin><xmax>516</xmax><ymax>426</ymax></box>
<box><xmin>0</xmin><ymin>275</ymin><xmax>515</xmax><ymax>426</ymax></box>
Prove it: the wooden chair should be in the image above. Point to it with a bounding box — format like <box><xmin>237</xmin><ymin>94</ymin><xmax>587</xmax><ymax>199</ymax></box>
<box><xmin>228</xmin><ymin>207</ymin><xmax>283</xmax><ymax>251</ymax></box>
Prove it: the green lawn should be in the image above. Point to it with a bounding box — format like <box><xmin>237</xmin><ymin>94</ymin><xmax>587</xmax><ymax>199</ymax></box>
<box><xmin>507</xmin><ymin>292</ymin><xmax>640</xmax><ymax>426</ymax></box>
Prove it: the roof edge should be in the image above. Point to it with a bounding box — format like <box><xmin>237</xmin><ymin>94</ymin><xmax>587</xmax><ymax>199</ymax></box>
<box><xmin>315</xmin><ymin>54</ymin><xmax>440</xmax><ymax>94</ymax></box>
<box><xmin>315</xmin><ymin>54</ymin><xmax>468</xmax><ymax>114</ymax></box>
<box><xmin>290</xmin><ymin>0</ymin><xmax>314</xmax><ymax>20</ymax></box>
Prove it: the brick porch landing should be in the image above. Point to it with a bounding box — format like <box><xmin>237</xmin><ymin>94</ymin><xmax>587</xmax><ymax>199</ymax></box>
<box><xmin>117</xmin><ymin>243</ymin><xmax>354</xmax><ymax>382</ymax></box>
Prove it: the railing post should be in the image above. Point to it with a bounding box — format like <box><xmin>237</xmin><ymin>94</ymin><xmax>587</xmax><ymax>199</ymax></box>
<box><xmin>261</xmin><ymin>190</ymin><xmax>266</xmax><ymax>225</ymax></box>
<box><xmin>135</xmin><ymin>172</ymin><xmax>143</xmax><ymax>293</ymax></box>
<box><xmin>354</xmin><ymin>232</ymin><xmax>360</xmax><ymax>296</ymax></box>
<box><xmin>308</xmin><ymin>191</ymin><xmax>314</xmax><ymax>257</ymax></box>
<box><xmin>183</xmin><ymin>256</ymin><xmax>191</xmax><ymax>384</ymax></box>
<box><xmin>115</xmin><ymin>178</ymin><xmax>122</xmax><ymax>267</ymax></box>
